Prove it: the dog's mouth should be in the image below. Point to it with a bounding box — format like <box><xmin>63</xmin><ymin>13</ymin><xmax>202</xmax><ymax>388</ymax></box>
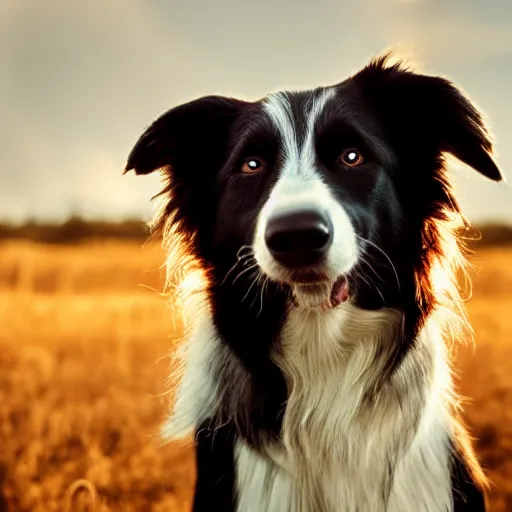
<box><xmin>330</xmin><ymin>275</ymin><xmax>350</xmax><ymax>306</ymax></box>
<box><xmin>290</xmin><ymin>274</ymin><xmax>350</xmax><ymax>310</ymax></box>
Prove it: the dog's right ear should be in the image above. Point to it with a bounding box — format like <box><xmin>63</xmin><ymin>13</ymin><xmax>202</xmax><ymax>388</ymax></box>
<box><xmin>124</xmin><ymin>95</ymin><xmax>249</xmax><ymax>177</ymax></box>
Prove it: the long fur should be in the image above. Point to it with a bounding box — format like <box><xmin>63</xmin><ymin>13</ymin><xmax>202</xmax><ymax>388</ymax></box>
<box><xmin>125</xmin><ymin>54</ymin><xmax>502</xmax><ymax>511</ymax></box>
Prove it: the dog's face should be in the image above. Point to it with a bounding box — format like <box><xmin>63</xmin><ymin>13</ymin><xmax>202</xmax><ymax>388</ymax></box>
<box><xmin>250</xmin><ymin>88</ymin><xmax>391</xmax><ymax>310</ymax></box>
<box><xmin>125</xmin><ymin>57</ymin><xmax>502</xmax><ymax>315</ymax></box>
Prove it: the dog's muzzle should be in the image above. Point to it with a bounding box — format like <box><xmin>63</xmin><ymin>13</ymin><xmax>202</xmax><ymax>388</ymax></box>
<box><xmin>254</xmin><ymin>184</ymin><xmax>356</xmax><ymax>309</ymax></box>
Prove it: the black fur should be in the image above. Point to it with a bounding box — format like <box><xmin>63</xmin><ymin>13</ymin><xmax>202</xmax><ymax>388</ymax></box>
<box><xmin>193</xmin><ymin>424</ymin><xmax>237</xmax><ymax>512</ymax></box>
<box><xmin>125</xmin><ymin>55</ymin><xmax>501</xmax><ymax>511</ymax></box>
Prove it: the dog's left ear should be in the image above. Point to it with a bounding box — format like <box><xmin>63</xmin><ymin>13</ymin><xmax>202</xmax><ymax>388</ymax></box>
<box><xmin>354</xmin><ymin>56</ymin><xmax>503</xmax><ymax>182</ymax></box>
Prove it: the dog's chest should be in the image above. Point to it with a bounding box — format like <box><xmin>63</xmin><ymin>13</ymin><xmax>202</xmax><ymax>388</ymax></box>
<box><xmin>235</xmin><ymin>426</ymin><xmax>453</xmax><ymax>512</ymax></box>
<box><xmin>235</xmin><ymin>306</ymin><xmax>454</xmax><ymax>512</ymax></box>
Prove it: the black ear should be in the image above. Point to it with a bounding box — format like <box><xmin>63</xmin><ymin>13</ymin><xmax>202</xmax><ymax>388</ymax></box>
<box><xmin>124</xmin><ymin>95</ymin><xmax>249</xmax><ymax>176</ymax></box>
<box><xmin>124</xmin><ymin>95</ymin><xmax>250</xmax><ymax>241</ymax></box>
<box><xmin>354</xmin><ymin>56</ymin><xmax>503</xmax><ymax>182</ymax></box>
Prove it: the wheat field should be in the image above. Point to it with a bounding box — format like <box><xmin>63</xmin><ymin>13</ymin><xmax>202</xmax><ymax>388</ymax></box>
<box><xmin>0</xmin><ymin>241</ymin><xmax>511</xmax><ymax>511</ymax></box>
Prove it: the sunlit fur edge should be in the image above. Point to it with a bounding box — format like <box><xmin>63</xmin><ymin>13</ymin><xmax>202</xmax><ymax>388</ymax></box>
<box><xmin>419</xmin><ymin>189</ymin><xmax>489</xmax><ymax>491</ymax></box>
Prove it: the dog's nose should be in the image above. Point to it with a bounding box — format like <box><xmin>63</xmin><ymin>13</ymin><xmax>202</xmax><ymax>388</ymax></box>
<box><xmin>265</xmin><ymin>207</ymin><xmax>333</xmax><ymax>267</ymax></box>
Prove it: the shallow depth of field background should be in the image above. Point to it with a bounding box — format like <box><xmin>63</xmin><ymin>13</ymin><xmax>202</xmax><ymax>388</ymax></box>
<box><xmin>0</xmin><ymin>222</ymin><xmax>511</xmax><ymax>511</ymax></box>
<box><xmin>2</xmin><ymin>2</ymin><xmax>512</xmax><ymax>511</ymax></box>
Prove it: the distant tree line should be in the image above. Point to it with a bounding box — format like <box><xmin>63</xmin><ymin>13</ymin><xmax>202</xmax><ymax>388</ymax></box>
<box><xmin>0</xmin><ymin>216</ymin><xmax>511</xmax><ymax>247</ymax></box>
<box><xmin>0</xmin><ymin>216</ymin><xmax>149</xmax><ymax>244</ymax></box>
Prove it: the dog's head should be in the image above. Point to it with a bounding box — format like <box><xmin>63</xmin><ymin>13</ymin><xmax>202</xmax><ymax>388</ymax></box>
<box><xmin>125</xmin><ymin>56</ymin><xmax>502</xmax><ymax>317</ymax></box>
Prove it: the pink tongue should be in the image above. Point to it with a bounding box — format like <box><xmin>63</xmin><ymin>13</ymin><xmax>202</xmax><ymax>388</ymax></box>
<box><xmin>330</xmin><ymin>277</ymin><xmax>349</xmax><ymax>307</ymax></box>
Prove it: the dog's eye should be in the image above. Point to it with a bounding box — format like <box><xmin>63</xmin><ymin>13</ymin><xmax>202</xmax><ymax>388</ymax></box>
<box><xmin>241</xmin><ymin>157</ymin><xmax>265</xmax><ymax>174</ymax></box>
<box><xmin>337</xmin><ymin>148</ymin><xmax>364</xmax><ymax>168</ymax></box>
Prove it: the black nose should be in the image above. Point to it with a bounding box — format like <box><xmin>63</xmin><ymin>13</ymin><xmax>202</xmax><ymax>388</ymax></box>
<box><xmin>264</xmin><ymin>207</ymin><xmax>333</xmax><ymax>267</ymax></box>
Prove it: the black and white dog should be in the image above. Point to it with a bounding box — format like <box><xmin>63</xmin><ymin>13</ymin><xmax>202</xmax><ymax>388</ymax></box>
<box><xmin>125</xmin><ymin>55</ymin><xmax>503</xmax><ymax>511</ymax></box>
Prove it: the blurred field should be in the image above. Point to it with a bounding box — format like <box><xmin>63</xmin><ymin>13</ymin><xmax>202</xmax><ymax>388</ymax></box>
<box><xmin>0</xmin><ymin>241</ymin><xmax>511</xmax><ymax>511</ymax></box>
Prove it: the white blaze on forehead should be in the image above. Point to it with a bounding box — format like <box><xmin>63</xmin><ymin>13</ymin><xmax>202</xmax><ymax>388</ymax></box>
<box><xmin>263</xmin><ymin>92</ymin><xmax>300</xmax><ymax>173</ymax></box>
<box><xmin>255</xmin><ymin>87</ymin><xmax>358</xmax><ymax>294</ymax></box>
<box><xmin>263</xmin><ymin>88</ymin><xmax>335</xmax><ymax>179</ymax></box>
<box><xmin>300</xmin><ymin>89</ymin><xmax>336</xmax><ymax>178</ymax></box>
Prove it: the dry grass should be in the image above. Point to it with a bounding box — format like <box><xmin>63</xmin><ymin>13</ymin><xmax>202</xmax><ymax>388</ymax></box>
<box><xmin>0</xmin><ymin>241</ymin><xmax>510</xmax><ymax>511</ymax></box>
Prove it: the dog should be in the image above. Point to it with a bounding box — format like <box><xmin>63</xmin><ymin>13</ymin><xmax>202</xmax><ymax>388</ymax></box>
<box><xmin>124</xmin><ymin>54</ymin><xmax>503</xmax><ymax>511</ymax></box>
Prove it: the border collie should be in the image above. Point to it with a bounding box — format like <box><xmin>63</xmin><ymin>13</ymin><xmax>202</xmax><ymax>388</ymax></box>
<box><xmin>124</xmin><ymin>54</ymin><xmax>503</xmax><ymax>511</ymax></box>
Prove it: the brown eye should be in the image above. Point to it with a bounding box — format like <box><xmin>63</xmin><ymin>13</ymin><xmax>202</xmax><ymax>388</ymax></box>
<box><xmin>241</xmin><ymin>157</ymin><xmax>264</xmax><ymax>174</ymax></box>
<box><xmin>338</xmin><ymin>148</ymin><xmax>364</xmax><ymax>167</ymax></box>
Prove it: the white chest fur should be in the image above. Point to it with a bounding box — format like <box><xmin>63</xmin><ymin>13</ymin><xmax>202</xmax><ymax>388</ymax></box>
<box><xmin>235</xmin><ymin>304</ymin><xmax>455</xmax><ymax>512</ymax></box>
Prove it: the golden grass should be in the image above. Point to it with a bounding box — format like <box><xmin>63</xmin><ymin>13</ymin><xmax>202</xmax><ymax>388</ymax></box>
<box><xmin>0</xmin><ymin>241</ymin><xmax>511</xmax><ymax>511</ymax></box>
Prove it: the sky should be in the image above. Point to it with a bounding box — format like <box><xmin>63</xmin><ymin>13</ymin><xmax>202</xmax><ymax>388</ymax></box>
<box><xmin>1</xmin><ymin>0</ymin><xmax>511</xmax><ymax>224</ymax></box>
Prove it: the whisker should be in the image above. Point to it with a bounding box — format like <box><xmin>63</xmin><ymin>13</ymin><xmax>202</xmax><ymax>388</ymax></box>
<box><xmin>358</xmin><ymin>255</ymin><xmax>384</xmax><ymax>283</ymax></box>
<box><xmin>257</xmin><ymin>276</ymin><xmax>269</xmax><ymax>318</ymax></box>
<box><xmin>354</xmin><ymin>267</ymin><xmax>385</xmax><ymax>303</ymax></box>
<box><xmin>236</xmin><ymin>245</ymin><xmax>254</xmax><ymax>258</ymax></box>
<box><xmin>242</xmin><ymin>269</ymin><xmax>261</xmax><ymax>303</ymax></box>
<box><xmin>232</xmin><ymin>261</ymin><xmax>259</xmax><ymax>285</ymax></box>
<box><xmin>221</xmin><ymin>250</ymin><xmax>255</xmax><ymax>285</ymax></box>
<box><xmin>248</xmin><ymin>272</ymin><xmax>264</xmax><ymax>309</ymax></box>
<box><xmin>356</xmin><ymin>235</ymin><xmax>401</xmax><ymax>291</ymax></box>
